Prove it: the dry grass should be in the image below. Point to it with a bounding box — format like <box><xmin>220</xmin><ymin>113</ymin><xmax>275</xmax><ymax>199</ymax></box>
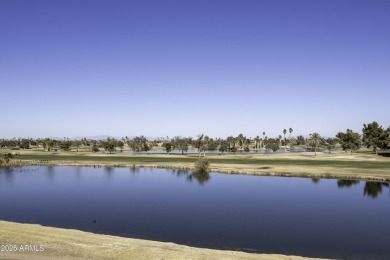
<box><xmin>0</xmin><ymin>158</ymin><xmax>27</xmax><ymax>167</ymax></box>
<box><xmin>0</xmin><ymin>221</ymin><xmax>326</xmax><ymax>260</ymax></box>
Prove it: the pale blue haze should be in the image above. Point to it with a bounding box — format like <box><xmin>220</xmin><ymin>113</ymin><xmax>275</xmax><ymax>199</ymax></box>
<box><xmin>1</xmin><ymin>0</ymin><xmax>389</xmax><ymax>138</ymax></box>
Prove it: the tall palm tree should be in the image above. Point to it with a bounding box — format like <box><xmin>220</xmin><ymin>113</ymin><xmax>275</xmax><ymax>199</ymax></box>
<box><xmin>289</xmin><ymin>128</ymin><xmax>293</xmax><ymax>150</ymax></box>
<box><xmin>254</xmin><ymin>136</ymin><xmax>260</xmax><ymax>151</ymax></box>
<box><xmin>309</xmin><ymin>133</ymin><xmax>321</xmax><ymax>156</ymax></box>
<box><xmin>262</xmin><ymin>132</ymin><xmax>266</xmax><ymax>148</ymax></box>
<box><xmin>283</xmin><ymin>129</ymin><xmax>287</xmax><ymax>152</ymax></box>
<box><xmin>278</xmin><ymin>135</ymin><xmax>282</xmax><ymax>151</ymax></box>
<box><xmin>237</xmin><ymin>134</ymin><xmax>244</xmax><ymax>150</ymax></box>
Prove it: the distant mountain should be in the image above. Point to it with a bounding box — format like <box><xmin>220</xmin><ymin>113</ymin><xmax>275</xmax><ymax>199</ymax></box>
<box><xmin>71</xmin><ymin>135</ymin><xmax>161</xmax><ymax>141</ymax></box>
<box><xmin>45</xmin><ymin>135</ymin><xmax>168</xmax><ymax>141</ymax></box>
<box><xmin>70</xmin><ymin>135</ymin><xmax>118</xmax><ymax>140</ymax></box>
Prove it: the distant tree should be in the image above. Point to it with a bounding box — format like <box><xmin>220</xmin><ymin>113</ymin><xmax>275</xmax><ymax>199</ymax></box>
<box><xmin>289</xmin><ymin>128</ymin><xmax>293</xmax><ymax>150</ymax></box>
<box><xmin>265</xmin><ymin>138</ymin><xmax>280</xmax><ymax>152</ymax></box>
<box><xmin>59</xmin><ymin>140</ymin><xmax>72</xmax><ymax>151</ymax></box>
<box><xmin>204</xmin><ymin>136</ymin><xmax>218</xmax><ymax>150</ymax></box>
<box><xmin>254</xmin><ymin>136</ymin><xmax>260</xmax><ymax>151</ymax></box>
<box><xmin>336</xmin><ymin>129</ymin><xmax>361</xmax><ymax>154</ymax></box>
<box><xmin>193</xmin><ymin>134</ymin><xmax>206</xmax><ymax>157</ymax></box>
<box><xmin>296</xmin><ymin>135</ymin><xmax>305</xmax><ymax>145</ymax></box>
<box><xmin>226</xmin><ymin>136</ymin><xmax>237</xmax><ymax>152</ymax></box>
<box><xmin>362</xmin><ymin>121</ymin><xmax>389</xmax><ymax>154</ymax></box>
<box><xmin>308</xmin><ymin>133</ymin><xmax>322</xmax><ymax>156</ymax></box>
<box><xmin>116</xmin><ymin>140</ymin><xmax>124</xmax><ymax>152</ymax></box>
<box><xmin>162</xmin><ymin>142</ymin><xmax>172</xmax><ymax>154</ymax></box>
<box><xmin>283</xmin><ymin>129</ymin><xmax>287</xmax><ymax>152</ymax></box>
<box><xmin>81</xmin><ymin>138</ymin><xmax>89</xmax><ymax>149</ymax></box>
<box><xmin>387</xmin><ymin>126</ymin><xmax>390</xmax><ymax>149</ymax></box>
<box><xmin>289</xmin><ymin>137</ymin><xmax>296</xmax><ymax>151</ymax></box>
<box><xmin>325</xmin><ymin>138</ymin><xmax>338</xmax><ymax>153</ymax></box>
<box><xmin>172</xmin><ymin>136</ymin><xmax>191</xmax><ymax>154</ymax></box>
<box><xmin>91</xmin><ymin>144</ymin><xmax>100</xmax><ymax>153</ymax></box>
<box><xmin>278</xmin><ymin>135</ymin><xmax>282</xmax><ymax>150</ymax></box>
<box><xmin>19</xmin><ymin>139</ymin><xmax>30</xmax><ymax>149</ymax></box>
<box><xmin>237</xmin><ymin>134</ymin><xmax>245</xmax><ymax>150</ymax></box>
<box><xmin>74</xmin><ymin>140</ymin><xmax>82</xmax><ymax>152</ymax></box>
<box><xmin>262</xmin><ymin>132</ymin><xmax>266</xmax><ymax>148</ymax></box>
<box><xmin>43</xmin><ymin>139</ymin><xmax>54</xmax><ymax>151</ymax></box>
<box><xmin>244</xmin><ymin>146</ymin><xmax>250</xmax><ymax>152</ymax></box>
<box><xmin>101</xmin><ymin>138</ymin><xmax>116</xmax><ymax>154</ymax></box>
<box><xmin>231</xmin><ymin>147</ymin><xmax>238</xmax><ymax>154</ymax></box>
<box><xmin>218</xmin><ymin>140</ymin><xmax>228</xmax><ymax>154</ymax></box>
<box><xmin>127</xmin><ymin>136</ymin><xmax>150</xmax><ymax>153</ymax></box>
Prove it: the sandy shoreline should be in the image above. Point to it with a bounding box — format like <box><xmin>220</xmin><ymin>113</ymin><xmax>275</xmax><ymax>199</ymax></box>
<box><xmin>0</xmin><ymin>221</ymin><xmax>327</xmax><ymax>260</ymax></box>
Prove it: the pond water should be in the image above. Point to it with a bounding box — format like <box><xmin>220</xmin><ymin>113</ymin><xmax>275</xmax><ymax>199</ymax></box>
<box><xmin>0</xmin><ymin>166</ymin><xmax>389</xmax><ymax>259</ymax></box>
<box><xmin>103</xmin><ymin>148</ymin><xmax>311</xmax><ymax>154</ymax></box>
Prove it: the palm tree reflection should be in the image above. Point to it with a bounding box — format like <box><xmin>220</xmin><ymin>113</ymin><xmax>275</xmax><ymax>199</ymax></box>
<box><xmin>187</xmin><ymin>171</ymin><xmax>210</xmax><ymax>185</ymax></box>
<box><xmin>337</xmin><ymin>179</ymin><xmax>390</xmax><ymax>199</ymax></box>
<box><xmin>311</xmin><ymin>178</ymin><xmax>320</xmax><ymax>184</ymax></box>
<box><xmin>337</xmin><ymin>180</ymin><xmax>360</xmax><ymax>188</ymax></box>
<box><xmin>364</xmin><ymin>182</ymin><xmax>390</xmax><ymax>198</ymax></box>
<box><xmin>172</xmin><ymin>169</ymin><xmax>210</xmax><ymax>185</ymax></box>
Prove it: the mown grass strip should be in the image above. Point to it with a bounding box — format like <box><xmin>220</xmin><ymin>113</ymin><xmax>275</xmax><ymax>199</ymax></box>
<box><xmin>17</xmin><ymin>154</ymin><xmax>390</xmax><ymax>169</ymax></box>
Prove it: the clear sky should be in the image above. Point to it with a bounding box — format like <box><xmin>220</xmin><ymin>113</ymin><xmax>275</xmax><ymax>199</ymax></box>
<box><xmin>1</xmin><ymin>0</ymin><xmax>389</xmax><ymax>139</ymax></box>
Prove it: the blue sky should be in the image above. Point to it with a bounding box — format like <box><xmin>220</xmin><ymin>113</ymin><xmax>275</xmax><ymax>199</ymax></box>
<box><xmin>1</xmin><ymin>0</ymin><xmax>389</xmax><ymax>139</ymax></box>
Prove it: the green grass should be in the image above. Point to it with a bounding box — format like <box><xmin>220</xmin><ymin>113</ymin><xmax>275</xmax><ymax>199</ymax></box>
<box><xmin>16</xmin><ymin>153</ymin><xmax>390</xmax><ymax>169</ymax></box>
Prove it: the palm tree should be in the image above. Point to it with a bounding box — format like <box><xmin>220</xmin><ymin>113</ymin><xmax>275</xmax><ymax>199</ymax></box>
<box><xmin>278</xmin><ymin>135</ymin><xmax>282</xmax><ymax>151</ymax></box>
<box><xmin>254</xmin><ymin>136</ymin><xmax>260</xmax><ymax>151</ymax></box>
<box><xmin>289</xmin><ymin>128</ymin><xmax>293</xmax><ymax>151</ymax></box>
<box><xmin>262</xmin><ymin>132</ymin><xmax>266</xmax><ymax>148</ymax></box>
<box><xmin>283</xmin><ymin>129</ymin><xmax>287</xmax><ymax>152</ymax></box>
<box><xmin>237</xmin><ymin>134</ymin><xmax>244</xmax><ymax>150</ymax></box>
<box><xmin>309</xmin><ymin>133</ymin><xmax>321</xmax><ymax>156</ymax></box>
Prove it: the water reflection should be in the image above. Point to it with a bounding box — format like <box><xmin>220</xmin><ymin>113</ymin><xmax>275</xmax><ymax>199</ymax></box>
<box><xmin>104</xmin><ymin>167</ymin><xmax>114</xmax><ymax>181</ymax></box>
<box><xmin>364</xmin><ymin>182</ymin><xmax>390</xmax><ymax>198</ymax></box>
<box><xmin>172</xmin><ymin>169</ymin><xmax>210</xmax><ymax>185</ymax></box>
<box><xmin>311</xmin><ymin>178</ymin><xmax>320</xmax><ymax>184</ymax></box>
<box><xmin>188</xmin><ymin>171</ymin><xmax>211</xmax><ymax>185</ymax></box>
<box><xmin>129</xmin><ymin>167</ymin><xmax>139</xmax><ymax>175</ymax></box>
<box><xmin>1</xmin><ymin>166</ymin><xmax>390</xmax><ymax>259</ymax></box>
<box><xmin>337</xmin><ymin>180</ymin><xmax>360</xmax><ymax>187</ymax></box>
<box><xmin>46</xmin><ymin>166</ymin><xmax>55</xmax><ymax>182</ymax></box>
<box><xmin>337</xmin><ymin>179</ymin><xmax>390</xmax><ymax>199</ymax></box>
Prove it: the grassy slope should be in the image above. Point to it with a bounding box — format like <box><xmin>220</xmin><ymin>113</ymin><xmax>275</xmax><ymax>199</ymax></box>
<box><xmin>0</xmin><ymin>221</ymin><xmax>325</xmax><ymax>260</ymax></box>
<box><xmin>17</xmin><ymin>153</ymin><xmax>390</xmax><ymax>168</ymax></box>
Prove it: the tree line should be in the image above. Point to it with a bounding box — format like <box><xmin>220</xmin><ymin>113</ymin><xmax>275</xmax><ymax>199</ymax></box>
<box><xmin>0</xmin><ymin>121</ymin><xmax>389</xmax><ymax>156</ymax></box>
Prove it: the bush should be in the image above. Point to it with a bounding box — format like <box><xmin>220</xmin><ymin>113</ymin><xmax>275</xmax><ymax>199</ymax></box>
<box><xmin>3</xmin><ymin>153</ymin><xmax>13</xmax><ymax>163</ymax></box>
<box><xmin>92</xmin><ymin>144</ymin><xmax>100</xmax><ymax>153</ymax></box>
<box><xmin>194</xmin><ymin>159</ymin><xmax>210</xmax><ymax>174</ymax></box>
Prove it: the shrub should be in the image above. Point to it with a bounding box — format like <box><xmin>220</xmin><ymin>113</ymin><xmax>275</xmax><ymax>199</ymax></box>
<box><xmin>194</xmin><ymin>158</ymin><xmax>210</xmax><ymax>174</ymax></box>
<box><xmin>3</xmin><ymin>153</ymin><xmax>13</xmax><ymax>163</ymax></box>
<box><xmin>92</xmin><ymin>144</ymin><xmax>100</xmax><ymax>153</ymax></box>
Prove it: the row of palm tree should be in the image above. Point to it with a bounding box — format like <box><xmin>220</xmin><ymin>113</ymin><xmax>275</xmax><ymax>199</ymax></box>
<box><xmin>0</xmin><ymin>121</ymin><xmax>388</xmax><ymax>155</ymax></box>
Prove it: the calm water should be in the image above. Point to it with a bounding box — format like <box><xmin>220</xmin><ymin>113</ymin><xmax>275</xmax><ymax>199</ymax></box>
<box><xmin>104</xmin><ymin>148</ymin><xmax>311</xmax><ymax>154</ymax></box>
<box><xmin>0</xmin><ymin>166</ymin><xmax>389</xmax><ymax>259</ymax></box>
